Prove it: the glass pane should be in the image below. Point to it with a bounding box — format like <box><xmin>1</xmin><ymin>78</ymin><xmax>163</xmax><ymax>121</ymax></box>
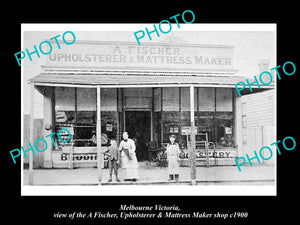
<box><xmin>74</xmin><ymin>126</ymin><xmax>96</xmax><ymax>147</ymax></box>
<box><xmin>195</xmin><ymin>111</ymin><xmax>215</xmax><ymax>143</ymax></box>
<box><xmin>198</xmin><ymin>88</ymin><xmax>215</xmax><ymax>111</ymax></box>
<box><xmin>154</xmin><ymin>88</ymin><xmax>161</xmax><ymax>112</ymax></box>
<box><xmin>76</xmin><ymin>111</ymin><xmax>96</xmax><ymax>125</ymax></box>
<box><xmin>101</xmin><ymin>88</ymin><xmax>117</xmax><ymax>111</ymax></box>
<box><xmin>216</xmin><ymin>88</ymin><xmax>232</xmax><ymax>111</ymax></box>
<box><xmin>180</xmin><ymin>87</ymin><xmax>189</xmax><ymax>111</ymax></box>
<box><xmin>77</xmin><ymin>88</ymin><xmax>96</xmax><ymax>111</ymax></box>
<box><xmin>125</xmin><ymin>97</ymin><xmax>151</xmax><ymax>109</ymax></box>
<box><xmin>216</xmin><ymin>112</ymin><xmax>234</xmax><ymax>147</ymax></box>
<box><xmin>163</xmin><ymin>87</ymin><xmax>179</xmax><ymax>111</ymax></box>
<box><xmin>101</xmin><ymin>111</ymin><xmax>118</xmax><ymax>141</ymax></box>
<box><xmin>55</xmin><ymin>87</ymin><xmax>75</xmax><ymax>111</ymax></box>
<box><xmin>162</xmin><ymin>111</ymin><xmax>180</xmax><ymax>143</ymax></box>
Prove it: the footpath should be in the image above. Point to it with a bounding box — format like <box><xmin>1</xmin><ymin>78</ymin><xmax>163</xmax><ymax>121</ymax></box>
<box><xmin>23</xmin><ymin>162</ymin><xmax>275</xmax><ymax>186</ymax></box>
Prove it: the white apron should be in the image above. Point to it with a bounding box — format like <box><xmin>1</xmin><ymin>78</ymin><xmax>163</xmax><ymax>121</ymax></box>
<box><xmin>119</xmin><ymin>139</ymin><xmax>139</xmax><ymax>179</ymax></box>
<box><xmin>166</xmin><ymin>143</ymin><xmax>180</xmax><ymax>175</ymax></box>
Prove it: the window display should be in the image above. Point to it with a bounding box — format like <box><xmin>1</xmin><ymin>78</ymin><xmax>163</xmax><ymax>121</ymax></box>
<box><xmin>153</xmin><ymin>87</ymin><xmax>235</xmax><ymax>152</ymax></box>
<box><xmin>54</xmin><ymin>87</ymin><xmax>117</xmax><ymax>149</ymax></box>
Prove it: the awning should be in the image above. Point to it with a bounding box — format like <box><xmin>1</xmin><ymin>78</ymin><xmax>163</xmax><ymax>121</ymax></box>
<box><xmin>29</xmin><ymin>71</ymin><xmax>274</xmax><ymax>88</ymax></box>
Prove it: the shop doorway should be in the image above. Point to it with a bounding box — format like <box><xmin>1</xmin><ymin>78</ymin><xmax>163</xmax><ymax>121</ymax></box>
<box><xmin>125</xmin><ymin>111</ymin><xmax>151</xmax><ymax>161</ymax></box>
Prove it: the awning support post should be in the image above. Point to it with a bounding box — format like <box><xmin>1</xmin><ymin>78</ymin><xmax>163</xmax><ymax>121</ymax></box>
<box><xmin>190</xmin><ymin>85</ymin><xmax>197</xmax><ymax>185</ymax></box>
<box><xmin>97</xmin><ymin>86</ymin><xmax>102</xmax><ymax>185</ymax></box>
<box><xmin>28</xmin><ymin>83</ymin><xmax>34</xmax><ymax>185</ymax></box>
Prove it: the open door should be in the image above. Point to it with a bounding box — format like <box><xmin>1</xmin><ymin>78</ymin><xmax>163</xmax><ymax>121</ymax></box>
<box><xmin>125</xmin><ymin>111</ymin><xmax>151</xmax><ymax>161</ymax></box>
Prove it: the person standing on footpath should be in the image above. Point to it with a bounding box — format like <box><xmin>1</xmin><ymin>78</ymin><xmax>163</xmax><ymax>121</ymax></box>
<box><xmin>119</xmin><ymin>132</ymin><xmax>139</xmax><ymax>181</ymax></box>
<box><xmin>165</xmin><ymin>134</ymin><xmax>183</xmax><ymax>182</ymax></box>
<box><xmin>104</xmin><ymin>138</ymin><xmax>121</xmax><ymax>182</ymax></box>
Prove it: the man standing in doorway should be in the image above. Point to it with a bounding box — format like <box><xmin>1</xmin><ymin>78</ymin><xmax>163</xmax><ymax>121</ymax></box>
<box><xmin>119</xmin><ymin>132</ymin><xmax>139</xmax><ymax>181</ymax></box>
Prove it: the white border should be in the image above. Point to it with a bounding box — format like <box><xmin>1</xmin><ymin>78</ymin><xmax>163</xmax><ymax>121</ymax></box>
<box><xmin>21</xmin><ymin>28</ymin><xmax>24</xmax><ymax>189</ymax></box>
<box><xmin>21</xmin><ymin>23</ymin><xmax>276</xmax><ymax>31</ymax></box>
<box><xmin>21</xmin><ymin>23</ymin><xmax>277</xmax><ymax>196</ymax></box>
<box><xmin>22</xmin><ymin>185</ymin><xmax>275</xmax><ymax>196</ymax></box>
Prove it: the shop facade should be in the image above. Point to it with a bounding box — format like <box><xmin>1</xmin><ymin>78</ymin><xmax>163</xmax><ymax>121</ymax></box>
<box><xmin>28</xmin><ymin>40</ymin><xmax>274</xmax><ymax>169</ymax></box>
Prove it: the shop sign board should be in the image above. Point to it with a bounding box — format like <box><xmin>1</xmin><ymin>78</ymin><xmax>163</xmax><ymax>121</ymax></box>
<box><xmin>180</xmin><ymin>149</ymin><xmax>237</xmax><ymax>159</ymax></box>
<box><xmin>60</xmin><ymin>153</ymin><xmax>106</xmax><ymax>161</ymax></box>
<box><xmin>46</xmin><ymin>41</ymin><xmax>234</xmax><ymax>72</ymax></box>
<box><xmin>52</xmin><ymin>147</ymin><xmax>109</xmax><ymax>165</ymax></box>
<box><xmin>181</xmin><ymin>126</ymin><xmax>197</xmax><ymax>135</ymax></box>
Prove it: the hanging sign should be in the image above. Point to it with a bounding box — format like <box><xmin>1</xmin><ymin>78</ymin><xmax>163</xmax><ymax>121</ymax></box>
<box><xmin>181</xmin><ymin>126</ymin><xmax>197</xmax><ymax>135</ymax></box>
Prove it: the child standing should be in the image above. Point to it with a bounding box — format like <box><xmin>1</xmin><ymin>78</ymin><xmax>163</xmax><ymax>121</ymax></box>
<box><xmin>105</xmin><ymin>138</ymin><xmax>121</xmax><ymax>182</ymax></box>
<box><xmin>165</xmin><ymin>134</ymin><xmax>182</xmax><ymax>182</ymax></box>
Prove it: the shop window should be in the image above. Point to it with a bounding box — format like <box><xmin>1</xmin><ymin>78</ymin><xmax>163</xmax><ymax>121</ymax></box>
<box><xmin>75</xmin><ymin>88</ymin><xmax>97</xmax><ymax>147</ymax></box>
<box><xmin>195</xmin><ymin>88</ymin><xmax>216</xmax><ymax>144</ymax></box>
<box><xmin>152</xmin><ymin>87</ymin><xmax>235</xmax><ymax>150</ymax></box>
<box><xmin>54</xmin><ymin>87</ymin><xmax>117</xmax><ymax>149</ymax></box>
<box><xmin>215</xmin><ymin>88</ymin><xmax>234</xmax><ymax>148</ymax></box>
<box><xmin>55</xmin><ymin>87</ymin><xmax>76</xmax><ymax>149</ymax></box>
<box><xmin>196</xmin><ymin>88</ymin><xmax>235</xmax><ymax>148</ymax></box>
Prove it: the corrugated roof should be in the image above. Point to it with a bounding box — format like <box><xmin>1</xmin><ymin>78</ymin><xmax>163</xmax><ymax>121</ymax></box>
<box><xmin>29</xmin><ymin>72</ymin><xmax>274</xmax><ymax>88</ymax></box>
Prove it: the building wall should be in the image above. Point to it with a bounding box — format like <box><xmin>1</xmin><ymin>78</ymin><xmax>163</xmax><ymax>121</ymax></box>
<box><xmin>240</xmin><ymin>89</ymin><xmax>276</xmax><ymax>165</ymax></box>
<box><xmin>23</xmin><ymin>114</ymin><xmax>44</xmax><ymax>168</ymax></box>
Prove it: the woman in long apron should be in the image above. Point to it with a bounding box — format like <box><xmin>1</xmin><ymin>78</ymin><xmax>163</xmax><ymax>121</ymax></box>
<box><xmin>165</xmin><ymin>134</ymin><xmax>182</xmax><ymax>182</ymax></box>
<box><xmin>119</xmin><ymin>132</ymin><xmax>139</xmax><ymax>181</ymax></box>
